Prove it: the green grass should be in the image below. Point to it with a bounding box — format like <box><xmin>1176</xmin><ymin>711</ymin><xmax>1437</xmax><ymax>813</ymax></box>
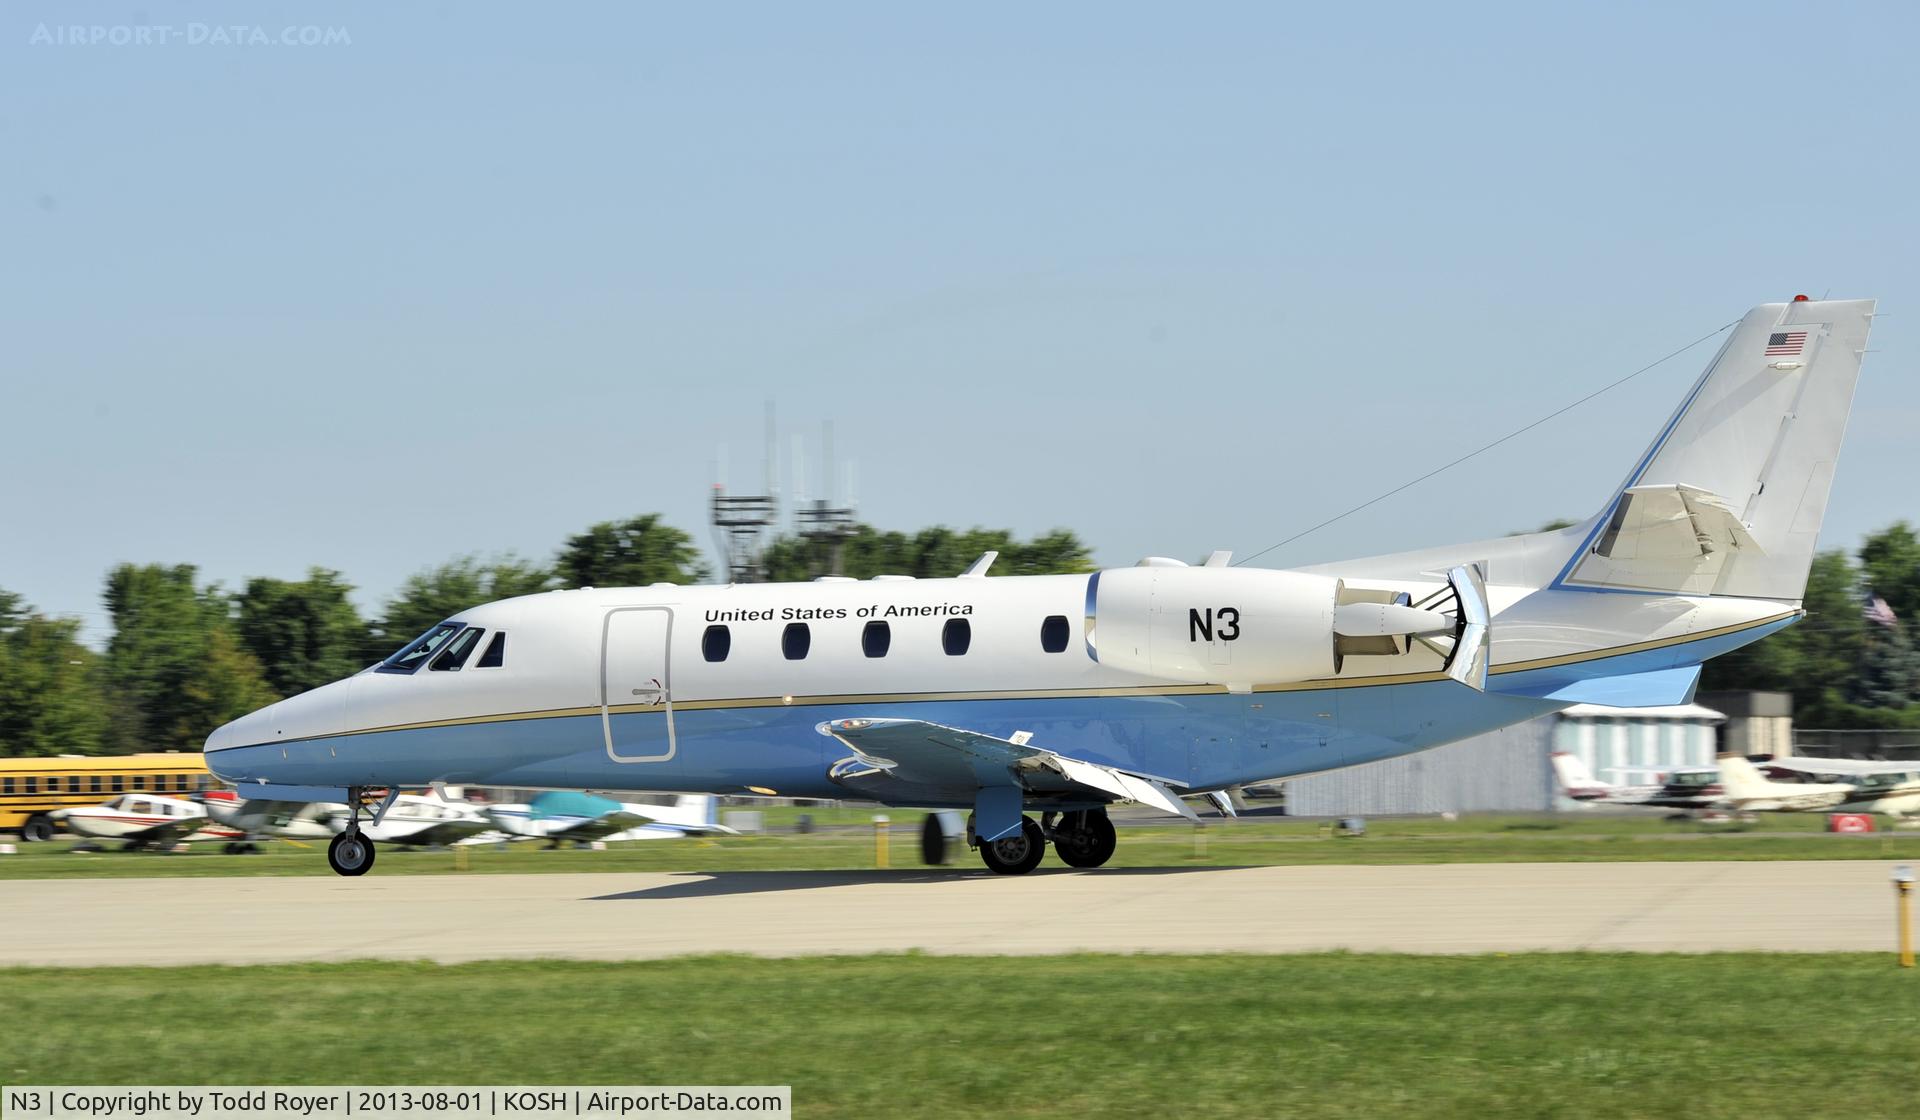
<box><xmin>6</xmin><ymin>812</ymin><xmax>1920</xmax><ymax>878</ymax></box>
<box><xmin>1</xmin><ymin>954</ymin><xmax>1913</xmax><ymax>1118</ymax></box>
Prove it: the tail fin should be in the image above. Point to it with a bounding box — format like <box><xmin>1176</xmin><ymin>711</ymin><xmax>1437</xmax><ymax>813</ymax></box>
<box><xmin>1550</xmin><ymin>751</ymin><xmax>1611</xmax><ymax>797</ymax></box>
<box><xmin>675</xmin><ymin>793</ymin><xmax>719</xmax><ymax>829</ymax></box>
<box><xmin>1556</xmin><ymin>298</ymin><xmax>1874</xmax><ymax>600</ymax></box>
<box><xmin>1714</xmin><ymin>754</ymin><xmax>1773</xmax><ymax>801</ymax></box>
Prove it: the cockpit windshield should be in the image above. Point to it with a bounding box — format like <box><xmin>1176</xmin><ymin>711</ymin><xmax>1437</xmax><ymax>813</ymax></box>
<box><xmin>378</xmin><ymin>622</ymin><xmax>464</xmax><ymax>674</ymax></box>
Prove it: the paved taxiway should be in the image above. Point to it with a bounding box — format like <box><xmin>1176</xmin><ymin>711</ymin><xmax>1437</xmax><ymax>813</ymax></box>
<box><xmin>4</xmin><ymin>860</ymin><xmax>1904</xmax><ymax>966</ymax></box>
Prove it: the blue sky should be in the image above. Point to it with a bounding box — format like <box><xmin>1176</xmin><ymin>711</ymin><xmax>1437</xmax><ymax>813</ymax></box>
<box><xmin>4</xmin><ymin>1</ymin><xmax>1917</xmax><ymax>643</ymax></box>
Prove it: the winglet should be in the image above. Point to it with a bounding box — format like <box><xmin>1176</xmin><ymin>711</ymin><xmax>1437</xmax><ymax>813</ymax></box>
<box><xmin>959</xmin><ymin>551</ymin><xmax>998</xmax><ymax>579</ymax></box>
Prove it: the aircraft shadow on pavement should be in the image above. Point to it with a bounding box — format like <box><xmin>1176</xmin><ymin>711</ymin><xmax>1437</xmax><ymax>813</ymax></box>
<box><xmin>587</xmin><ymin>865</ymin><xmax>1251</xmax><ymax>901</ymax></box>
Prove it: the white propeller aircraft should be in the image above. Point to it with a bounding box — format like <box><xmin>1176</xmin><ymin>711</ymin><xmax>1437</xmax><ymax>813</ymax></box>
<box><xmin>1549</xmin><ymin>752</ymin><xmax>1723</xmax><ymax>812</ymax></box>
<box><xmin>1746</xmin><ymin>756</ymin><xmax>1920</xmax><ymax>817</ymax></box>
<box><xmin>205</xmin><ymin>297</ymin><xmax>1877</xmax><ymax>877</ymax></box>
<box><xmin>326</xmin><ymin>792</ymin><xmax>499</xmax><ymax>857</ymax></box>
<box><xmin>484</xmin><ymin>791</ymin><xmax>734</xmax><ymax>846</ymax></box>
<box><xmin>201</xmin><ymin>789</ymin><xmax>341</xmax><ymax>851</ymax></box>
<box><xmin>51</xmin><ymin>794</ymin><xmax>213</xmax><ymax>850</ymax></box>
<box><xmin>1714</xmin><ymin>755</ymin><xmax>1853</xmax><ymax>813</ymax></box>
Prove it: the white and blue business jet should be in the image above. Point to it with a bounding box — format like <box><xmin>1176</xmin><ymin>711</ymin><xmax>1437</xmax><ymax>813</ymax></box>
<box><xmin>207</xmin><ymin>297</ymin><xmax>1875</xmax><ymax>877</ymax></box>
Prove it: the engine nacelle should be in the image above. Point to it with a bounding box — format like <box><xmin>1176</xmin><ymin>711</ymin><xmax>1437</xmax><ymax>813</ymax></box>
<box><xmin>1086</xmin><ymin>566</ymin><xmax>1341</xmax><ymax>688</ymax></box>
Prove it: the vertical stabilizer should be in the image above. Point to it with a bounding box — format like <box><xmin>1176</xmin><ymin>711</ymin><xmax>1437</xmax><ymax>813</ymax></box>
<box><xmin>1557</xmin><ymin>298</ymin><xmax>1874</xmax><ymax>600</ymax></box>
<box><xmin>1550</xmin><ymin>751</ymin><xmax>1605</xmax><ymax>794</ymax></box>
<box><xmin>1714</xmin><ymin>754</ymin><xmax>1773</xmax><ymax>801</ymax></box>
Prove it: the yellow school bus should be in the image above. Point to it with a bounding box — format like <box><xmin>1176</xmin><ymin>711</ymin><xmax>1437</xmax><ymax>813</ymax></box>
<box><xmin>0</xmin><ymin>753</ymin><xmax>216</xmax><ymax>841</ymax></box>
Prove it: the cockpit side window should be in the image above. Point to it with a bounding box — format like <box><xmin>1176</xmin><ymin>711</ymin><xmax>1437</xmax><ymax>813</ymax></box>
<box><xmin>431</xmin><ymin>627</ymin><xmax>487</xmax><ymax>672</ymax></box>
<box><xmin>476</xmin><ymin>632</ymin><xmax>507</xmax><ymax>669</ymax></box>
<box><xmin>379</xmin><ymin>622</ymin><xmax>464</xmax><ymax>674</ymax></box>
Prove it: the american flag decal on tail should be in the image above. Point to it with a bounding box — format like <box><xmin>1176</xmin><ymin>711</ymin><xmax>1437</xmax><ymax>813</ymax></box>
<box><xmin>1765</xmin><ymin>330</ymin><xmax>1808</xmax><ymax>356</ymax></box>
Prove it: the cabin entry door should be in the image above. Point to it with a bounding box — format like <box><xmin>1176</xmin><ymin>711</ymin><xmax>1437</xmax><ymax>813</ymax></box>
<box><xmin>601</xmin><ymin>606</ymin><xmax>676</xmax><ymax>763</ymax></box>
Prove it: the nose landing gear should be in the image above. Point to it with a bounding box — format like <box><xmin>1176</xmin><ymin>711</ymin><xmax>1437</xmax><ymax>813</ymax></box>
<box><xmin>325</xmin><ymin>786</ymin><xmax>382</xmax><ymax>876</ymax></box>
<box><xmin>327</xmin><ymin>830</ymin><xmax>376</xmax><ymax>876</ymax></box>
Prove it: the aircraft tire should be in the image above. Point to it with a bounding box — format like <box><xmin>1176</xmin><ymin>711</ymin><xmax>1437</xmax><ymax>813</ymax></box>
<box><xmin>21</xmin><ymin>815</ymin><xmax>54</xmax><ymax>843</ymax></box>
<box><xmin>920</xmin><ymin>812</ymin><xmax>950</xmax><ymax>866</ymax></box>
<box><xmin>1054</xmin><ymin>809</ymin><xmax>1117</xmax><ymax>869</ymax></box>
<box><xmin>327</xmin><ymin>831</ymin><xmax>377</xmax><ymax>876</ymax></box>
<box><xmin>978</xmin><ymin>817</ymin><xmax>1046</xmax><ymax>875</ymax></box>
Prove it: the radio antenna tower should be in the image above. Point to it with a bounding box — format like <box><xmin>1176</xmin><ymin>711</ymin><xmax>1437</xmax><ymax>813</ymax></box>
<box><xmin>709</xmin><ymin>403</ymin><xmax>779</xmax><ymax>583</ymax></box>
<box><xmin>795</xmin><ymin>419</ymin><xmax>858</xmax><ymax>577</ymax></box>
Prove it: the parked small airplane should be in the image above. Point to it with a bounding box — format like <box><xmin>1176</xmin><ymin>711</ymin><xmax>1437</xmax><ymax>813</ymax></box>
<box><xmin>327</xmin><ymin>794</ymin><xmax>498</xmax><ymax>863</ymax></box>
<box><xmin>204</xmin><ymin>297</ymin><xmax>1880</xmax><ymax>876</ymax></box>
<box><xmin>1549</xmin><ymin>752</ymin><xmax>1723</xmax><ymax>811</ymax></box>
<box><xmin>484</xmin><ymin>791</ymin><xmax>733</xmax><ymax>845</ymax></box>
<box><xmin>50</xmin><ymin>794</ymin><xmax>213</xmax><ymax>850</ymax></box>
<box><xmin>1752</xmin><ymin>757</ymin><xmax>1920</xmax><ymax>817</ymax></box>
<box><xmin>1715</xmin><ymin>755</ymin><xmax>1851</xmax><ymax>812</ymax></box>
<box><xmin>200</xmin><ymin>789</ymin><xmax>341</xmax><ymax>851</ymax></box>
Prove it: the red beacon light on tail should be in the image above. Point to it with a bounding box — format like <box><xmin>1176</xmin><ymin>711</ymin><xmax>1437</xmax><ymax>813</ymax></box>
<box><xmin>1794</xmin><ymin>294</ymin><xmax>1811</xmax><ymax>301</ymax></box>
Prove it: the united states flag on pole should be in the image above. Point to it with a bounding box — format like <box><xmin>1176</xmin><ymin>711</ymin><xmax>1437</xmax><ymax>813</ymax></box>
<box><xmin>1765</xmin><ymin>330</ymin><xmax>1808</xmax><ymax>356</ymax></box>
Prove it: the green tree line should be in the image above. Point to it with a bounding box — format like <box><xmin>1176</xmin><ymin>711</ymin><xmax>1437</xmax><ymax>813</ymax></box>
<box><xmin>1701</xmin><ymin>522</ymin><xmax>1920</xmax><ymax>727</ymax></box>
<box><xmin>0</xmin><ymin>515</ymin><xmax>1091</xmax><ymax>756</ymax></box>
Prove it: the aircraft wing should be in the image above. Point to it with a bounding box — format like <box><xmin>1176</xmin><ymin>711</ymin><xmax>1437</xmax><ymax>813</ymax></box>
<box><xmin>818</xmin><ymin>718</ymin><xmax>1198</xmax><ymax>820</ymax></box>
<box><xmin>537</xmin><ymin>809</ymin><xmax>655</xmax><ymax>842</ymax></box>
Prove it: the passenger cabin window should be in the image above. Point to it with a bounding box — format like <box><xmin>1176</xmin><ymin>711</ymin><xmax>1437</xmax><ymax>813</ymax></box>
<box><xmin>430</xmin><ymin>627</ymin><xmax>486</xmax><ymax>671</ymax></box>
<box><xmin>1040</xmin><ymin>615</ymin><xmax>1070</xmax><ymax>653</ymax></box>
<box><xmin>91</xmin><ymin>775</ymin><xmax>103</xmax><ymax>793</ymax></box>
<box><xmin>379</xmin><ymin>621</ymin><xmax>463</xmax><ymax>674</ymax></box>
<box><xmin>782</xmin><ymin>623</ymin><xmax>811</xmax><ymax>660</ymax></box>
<box><xmin>23</xmin><ymin>777</ymin><xmax>35</xmax><ymax>794</ymax></box>
<box><xmin>476</xmin><ymin>632</ymin><xmax>507</xmax><ymax>668</ymax></box>
<box><xmin>702</xmin><ymin>625</ymin><xmax>732</xmax><ymax>663</ymax></box>
<box><xmin>942</xmin><ymin>618</ymin><xmax>972</xmax><ymax>656</ymax></box>
<box><xmin>862</xmin><ymin>620</ymin><xmax>891</xmax><ymax>658</ymax></box>
<box><xmin>133</xmin><ymin>776</ymin><xmax>146</xmax><ymax>790</ymax></box>
<box><xmin>1</xmin><ymin>778</ymin><xmax>12</xmax><ymax>794</ymax></box>
<box><xmin>112</xmin><ymin>775</ymin><xmax>124</xmax><ymax>793</ymax></box>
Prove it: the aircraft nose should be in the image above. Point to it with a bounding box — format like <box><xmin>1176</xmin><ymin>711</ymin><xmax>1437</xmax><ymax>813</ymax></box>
<box><xmin>206</xmin><ymin>706</ymin><xmax>264</xmax><ymax>754</ymax></box>
<box><xmin>204</xmin><ymin>676</ymin><xmax>360</xmax><ymax>781</ymax></box>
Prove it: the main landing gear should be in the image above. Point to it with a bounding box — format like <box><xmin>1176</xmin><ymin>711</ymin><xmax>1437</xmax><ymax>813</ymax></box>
<box><xmin>326</xmin><ymin>786</ymin><xmax>378</xmax><ymax>877</ymax></box>
<box><xmin>971</xmin><ymin>807</ymin><xmax>1116</xmax><ymax>875</ymax></box>
<box><xmin>1050</xmin><ymin>809</ymin><xmax>1117</xmax><ymax>869</ymax></box>
<box><xmin>977</xmin><ymin>817</ymin><xmax>1047</xmax><ymax>875</ymax></box>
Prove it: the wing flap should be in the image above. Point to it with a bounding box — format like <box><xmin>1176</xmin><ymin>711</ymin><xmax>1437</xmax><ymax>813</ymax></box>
<box><xmin>818</xmin><ymin>718</ymin><xmax>1197</xmax><ymax>818</ymax></box>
